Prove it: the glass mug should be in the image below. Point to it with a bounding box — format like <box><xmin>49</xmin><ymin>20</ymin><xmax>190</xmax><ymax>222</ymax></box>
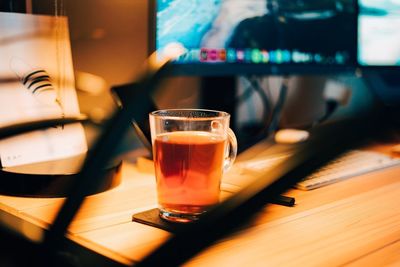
<box><xmin>149</xmin><ymin>109</ymin><xmax>237</xmax><ymax>223</ymax></box>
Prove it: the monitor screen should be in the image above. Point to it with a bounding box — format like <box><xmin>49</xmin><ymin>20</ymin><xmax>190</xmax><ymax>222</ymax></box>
<box><xmin>151</xmin><ymin>0</ymin><xmax>357</xmax><ymax>75</ymax></box>
<box><xmin>358</xmin><ymin>0</ymin><xmax>400</xmax><ymax>67</ymax></box>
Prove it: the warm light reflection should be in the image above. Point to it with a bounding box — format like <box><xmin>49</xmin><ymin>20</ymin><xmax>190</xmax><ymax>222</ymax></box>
<box><xmin>146</xmin><ymin>42</ymin><xmax>186</xmax><ymax>75</ymax></box>
<box><xmin>75</xmin><ymin>71</ymin><xmax>108</xmax><ymax>95</ymax></box>
<box><xmin>154</xmin><ymin>42</ymin><xmax>186</xmax><ymax>64</ymax></box>
<box><xmin>21</xmin><ymin>220</ymin><xmax>45</xmax><ymax>242</ymax></box>
<box><xmin>162</xmin><ymin>42</ymin><xmax>186</xmax><ymax>60</ymax></box>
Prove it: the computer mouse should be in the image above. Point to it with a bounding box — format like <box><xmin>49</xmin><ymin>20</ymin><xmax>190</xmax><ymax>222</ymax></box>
<box><xmin>274</xmin><ymin>129</ymin><xmax>310</xmax><ymax>144</ymax></box>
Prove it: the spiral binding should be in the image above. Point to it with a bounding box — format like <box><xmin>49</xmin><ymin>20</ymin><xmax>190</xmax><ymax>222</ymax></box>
<box><xmin>22</xmin><ymin>69</ymin><xmax>54</xmax><ymax>96</ymax></box>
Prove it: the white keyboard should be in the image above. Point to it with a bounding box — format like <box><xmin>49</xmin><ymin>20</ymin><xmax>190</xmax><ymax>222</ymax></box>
<box><xmin>238</xmin><ymin>150</ymin><xmax>400</xmax><ymax>191</ymax></box>
<box><xmin>296</xmin><ymin>150</ymin><xmax>400</xmax><ymax>190</ymax></box>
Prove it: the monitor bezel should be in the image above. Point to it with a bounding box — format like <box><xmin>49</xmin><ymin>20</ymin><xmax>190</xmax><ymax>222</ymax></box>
<box><xmin>148</xmin><ymin>0</ymin><xmax>358</xmax><ymax>76</ymax></box>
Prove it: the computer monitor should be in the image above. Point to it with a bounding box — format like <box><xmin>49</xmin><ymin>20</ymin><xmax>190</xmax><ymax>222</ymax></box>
<box><xmin>150</xmin><ymin>0</ymin><xmax>357</xmax><ymax>76</ymax></box>
<box><xmin>358</xmin><ymin>0</ymin><xmax>400</xmax><ymax>68</ymax></box>
<box><xmin>358</xmin><ymin>0</ymin><xmax>400</xmax><ymax>108</ymax></box>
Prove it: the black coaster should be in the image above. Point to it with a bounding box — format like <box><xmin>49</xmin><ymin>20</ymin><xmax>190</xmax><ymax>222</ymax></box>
<box><xmin>132</xmin><ymin>196</ymin><xmax>295</xmax><ymax>232</ymax></box>
<box><xmin>132</xmin><ymin>208</ymin><xmax>190</xmax><ymax>233</ymax></box>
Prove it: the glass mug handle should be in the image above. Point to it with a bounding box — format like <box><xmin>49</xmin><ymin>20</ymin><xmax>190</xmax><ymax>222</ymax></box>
<box><xmin>223</xmin><ymin>128</ymin><xmax>238</xmax><ymax>172</ymax></box>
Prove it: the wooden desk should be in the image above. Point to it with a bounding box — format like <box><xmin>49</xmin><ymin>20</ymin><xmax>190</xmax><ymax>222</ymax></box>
<box><xmin>1</xmin><ymin>142</ymin><xmax>400</xmax><ymax>266</ymax></box>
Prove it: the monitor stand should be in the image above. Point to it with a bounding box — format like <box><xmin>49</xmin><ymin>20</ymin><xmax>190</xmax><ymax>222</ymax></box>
<box><xmin>200</xmin><ymin>76</ymin><xmax>237</xmax><ymax>130</ymax></box>
<box><xmin>364</xmin><ymin>70</ymin><xmax>400</xmax><ymax>110</ymax></box>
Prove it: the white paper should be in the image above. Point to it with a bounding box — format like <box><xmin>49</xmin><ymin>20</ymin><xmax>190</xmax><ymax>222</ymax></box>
<box><xmin>0</xmin><ymin>12</ymin><xmax>88</xmax><ymax>167</ymax></box>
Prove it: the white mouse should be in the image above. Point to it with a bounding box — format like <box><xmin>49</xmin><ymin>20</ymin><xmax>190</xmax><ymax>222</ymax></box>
<box><xmin>274</xmin><ymin>129</ymin><xmax>310</xmax><ymax>144</ymax></box>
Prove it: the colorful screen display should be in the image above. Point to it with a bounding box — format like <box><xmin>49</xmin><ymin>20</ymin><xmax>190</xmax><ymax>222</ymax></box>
<box><xmin>358</xmin><ymin>0</ymin><xmax>400</xmax><ymax>66</ymax></box>
<box><xmin>154</xmin><ymin>0</ymin><xmax>357</xmax><ymax>74</ymax></box>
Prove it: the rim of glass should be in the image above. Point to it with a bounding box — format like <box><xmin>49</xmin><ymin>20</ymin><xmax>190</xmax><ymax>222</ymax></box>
<box><xmin>150</xmin><ymin>109</ymin><xmax>230</xmax><ymax>120</ymax></box>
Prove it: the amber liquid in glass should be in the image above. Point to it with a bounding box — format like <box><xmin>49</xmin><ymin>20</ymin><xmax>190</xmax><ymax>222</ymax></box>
<box><xmin>154</xmin><ymin>131</ymin><xmax>226</xmax><ymax>221</ymax></box>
